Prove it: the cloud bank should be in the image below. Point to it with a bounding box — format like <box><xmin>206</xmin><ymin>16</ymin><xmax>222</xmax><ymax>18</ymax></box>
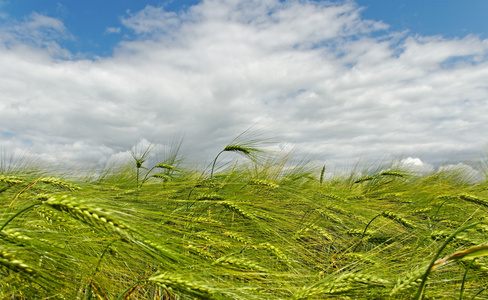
<box><xmin>1</xmin><ymin>0</ymin><xmax>488</xmax><ymax>171</ymax></box>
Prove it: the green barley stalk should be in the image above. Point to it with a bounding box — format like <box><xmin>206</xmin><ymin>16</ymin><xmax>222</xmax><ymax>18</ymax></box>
<box><xmin>147</xmin><ymin>273</ymin><xmax>214</xmax><ymax>299</ymax></box>
<box><xmin>153</xmin><ymin>163</ymin><xmax>175</xmax><ymax>170</ymax></box>
<box><xmin>185</xmin><ymin>244</ymin><xmax>216</xmax><ymax>260</ymax></box>
<box><xmin>381</xmin><ymin>211</ymin><xmax>415</xmax><ymax>229</ymax></box>
<box><xmin>0</xmin><ymin>175</ymin><xmax>24</xmax><ymax>185</ymax></box>
<box><xmin>294</xmin><ymin>272</ymin><xmax>388</xmax><ymax>299</ymax></box>
<box><xmin>248</xmin><ymin>178</ymin><xmax>279</xmax><ymax>189</ymax></box>
<box><xmin>213</xmin><ymin>255</ymin><xmax>268</xmax><ymax>272</ymax></box>
<box><xmin>218</xmin><ymin>201</ymin><xmax>254</xmax><ymax>219</ymax></box>
<box><xmin>131</xmin><ymin>142</ymin><xmax>154</xmax><ymax>188</ymax></box>
<box><xmin>323</xmin><ymin>193</ymin><xmax>344</xmax><ymax>201</ymax></box>
<box><xmin>141</xmin><ymin>163</ymin><xmax>176</xmax><ymax>186</ymax></box>
<box><xmin>431</xmin><ymin>244</ymin><xmax>488</xmax><ymax>272</ymax></box>
<box><xmin>354</xmin><ymin>175</ymin><xmax>377</xmax><ymax>184</ymax></box>
<box><xmin>380</xmin><ymin>171</ymin><xmax>406</xmax><ymax>178</ymax></box>
<box><xmin>459</xmin><ymin>194</ymin><xmax>488</xmax><ymax>208</ymax></box>
<box><xmin>150</xmin><ymin>173</ymin><xmax>171</xmax><ymax>181</ymax></box>
<box><xmin>0</xmin><ymin>202</ymin><xmax>41</xmax><ymax>231</ymax></box>
<box><xmin>414</xmin><ymin>221</ymin><xmax>482</xmax><ymax>300</ymax></box>
<box><xmin>308</xmin><ymin>224</ymin><xmax>333</xmax><ymax>241</ymax></box>
<box><xmin>319</xmin><ymin>165</ymin><xmax>325</xmax><ymax>184</ymax></box>
<box><xmin>390</xmin><ymin>268</ymin><xmax>424</xmax><ymax>296</ymax></box>
<box><xmin>211</xmin><ymin>144</ymin><xmax>259</xmax><ymax>178</ymax></box>
<box><xmin>148</xmin><ymin>272</ymin><xmax>216</xmax><ymax>299</ymax></box>
<box><xmin>316</xmin><ymin>208</ymin><xmax>345</xmax><ymax>225</ymax></box>
<box><xmin>43</xmin><ymin>196</ymin><xmax>131</xmax><ymax>238</ymax></box>
<box><xmin>355</xmin><ymin>211</ymin><xmax>413</xmax><ymax>251</ymax></box>
<box><xmin>39</xmin><ymin>177</ymin><xmax>81</xmax><ymax>191</ymax></box>
<box><xmin>260</xmin><ymin>242</ymin><xmax>290</xmax><ymax>267</ymax></box>
<box><xmin>36</xmin><ymin>206</ymin><xmax>66</xmax><ymax>224</ymax></box>
<box><xmin>223</xmin><ymin>231</ymin><xmax>251</xmax><ymax>244</ymax></box>
<box><xmin>0</xmin><ymin>247</ymin><xmax>56</xmax><ymax>291</ymax></box>
<box><xmin>460</xmin><ymin>259</ymin><xmax>476</xmax><ymax>300</ymax></box>
<box><xmin>117</xmin><ymin>272</ymin><xmax>216</xmax><ymax>300</ymax></box>
<box><xmin>196</xmin><ymin>193</ymin><xmax>225</xmax><ymax>201</ymax></box>
<box><xmin>1</xmin><ymin>229</ymin><xmax>32</xmax><ymax>242</ymax></box>
<box><xmin>43</xmin><ymin>196</ymin><xmax>181</xmax><ymax>263</ymax></box>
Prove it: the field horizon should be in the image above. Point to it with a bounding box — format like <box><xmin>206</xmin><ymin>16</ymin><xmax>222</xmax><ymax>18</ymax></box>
<box><xmin>2</xmin><ymin>138</ymin><xmax>488</xmax><ymax>299</ymax></box>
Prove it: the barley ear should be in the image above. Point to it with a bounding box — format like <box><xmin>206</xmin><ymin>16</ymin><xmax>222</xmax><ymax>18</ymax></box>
<box><xmin>319</xmin><ymin>165</ymin><xmax>325</xmax><ymax>184</ymax></box>
<box><xmin>210</xmin><ymin>144</ymin><xmax>260</xmax><ymax>178</ymax></box>
<box><xmin>147</xmin><ymin>272</ymin><xmax>215</xmax><ymax>299</ymax></box>
<box><xmin>154</xmin><ymin>163</ymin><xmax>175</xmax><ymax>170</ymax></box>
<box><xmin>381</xmin><ymin>211</ymin><xmax>415</xmax><ymax>229</ymax></box>
<box><xmin>39</xmin><ymin>177</ymin><xmax>80</xmax><ymax>191</ymax></box>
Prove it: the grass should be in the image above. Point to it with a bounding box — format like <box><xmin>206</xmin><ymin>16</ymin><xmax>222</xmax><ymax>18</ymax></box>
<box><xmin>1</xmin><ymin>138</ymin><xmax>488</xmax><ymax>299</ymax></box>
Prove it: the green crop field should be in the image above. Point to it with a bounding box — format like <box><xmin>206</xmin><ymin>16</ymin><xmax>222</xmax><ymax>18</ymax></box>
<box><xmin>1</xmin><ymin>137</ymin><xmax>488</xmax><ymax>299</ymax></box>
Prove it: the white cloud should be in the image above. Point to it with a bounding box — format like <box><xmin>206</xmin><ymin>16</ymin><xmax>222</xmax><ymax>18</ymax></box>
<box><xmin>0</xmin><ymin>12</ymin><xmax>72</xmax><ymax>57</ymax></box>
<box><xmin>438</xmin><ymin>163</ymin><xmax>484</xmax><ymax>183</ymax></box>
<box><xmin>105</xmin><ymin>27</ymin><xmax>121</xmax><ymax>34</ymax></box>
<box><xmin>401</xmin><ymin>157</ymin><xmax>424</xmax><ymax>167</ymax></box>
<box><xmin>1</xmin><ymin>0</ymin><xmax>488</xmax><ymax>171</ymax></box>
<box><xmin>121</xmin><ymin>5</ymin><xmax>181</xmax><ymax>35</ymax></box>
<box><xmin>393</xmin><ymin>157</ymin><xmax>434</xmax><ymax>174</ymax></box>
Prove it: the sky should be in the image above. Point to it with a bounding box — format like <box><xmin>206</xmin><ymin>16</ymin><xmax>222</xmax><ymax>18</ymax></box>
<box><xmin>1</xmin><ymin>0</ymin><xmax>488</xmax><ymax>174</ymax></box>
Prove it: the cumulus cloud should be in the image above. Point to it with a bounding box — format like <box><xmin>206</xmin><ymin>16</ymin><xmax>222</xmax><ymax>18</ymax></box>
<box><xmin>1</xmin><ymin>0</ymin><xmax>488</xmax><ymax>170</ymax></box>
<box><xmin>392</xmin><ymin>157</ymin><xmax>434</xmax><ymax>175</ymax></box>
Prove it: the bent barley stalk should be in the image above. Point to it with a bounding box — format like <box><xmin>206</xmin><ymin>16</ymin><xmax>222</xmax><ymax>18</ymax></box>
<box><xmin>0</xmin><ymin>175</ymin><xmax>24</xmax><ymax>185</ymax></box>
<box><xmin>196</xmin><ymin>193</ymin><xmax>225</xmax><ymax>201</ymax></box>
<box><xmin>380</xmin><ymin>171</ymin><xmax>406</xmax><ymax>178</ymax></box>
<box><xmin>43</xmin><ymin>196</ymin><xmax>181</xmax><ymax>262</ymax></box>
<box><xmin>213</xmin><ymin>255</ymin><xmax>268</xmax><ymax>272</ymax></box>
<box><xmin>390</xmin><ymin>269</ymin><xmax>424</xmax><ymax>296</ymax></box>
<box><xmin>414</xmin><ymin>221</ymin><xmax>481</xmax><ymax>300</ymax></box>
<box><xmin>141</xmin><ymin>163</ymin><xmax>176</xmax><ymax>186</ymax></box>
<box><xmin>223</xmin><ymin>231</ymin><xmax>251</xmax><ymax>244</ymax></box>
<box><xmin>154</xmin><ymin>163</ymin><xmax>175</xmax><ymax>170</ymax></box>
<box><xmin>218</xmin><ymin>201</ymin><xmax>253</xmax><ymax>219</ymax></box>
<box><xmin>210</xmin><ymin>144</ymin><xmax>261</xmax><ymax>178</ymax></box>
<box><xmin>381</xmin><ymin>211</ymin><xmax>415</xmax><ymax>229</ymax></box>
<box><xmin>147</xmin><ymin>272</ymin><xmax>215</xmax><ymax>299</ymax></box>
<box><xmin>117</xmin><ymin>272</ymin><xmax>216</xmax><ymax>300</ymax></box>
<box><xmin>248</xmin><ymin>178</ymin><xmax>279</xmax><ymax>189</ymax></box>
<box><xmin>323</xmin><ymin>193</ymin><xmax>344</xmax><ymax>201</ymax></box>
<box><xmin>431</xmin><ymin>244</ymin><xmax>488</xmax><ymax>271</ymax></box>
<box><xmin>459</xmin><ymin>194</ymin><xmax>488</xmax><ymax>208</ymax></box>
<box><xmin>354</xmin><ymin>175</ymin><xmax>377</xmax><ymax>184</ymax></box>
<box><xmin>0</xmin><ymin>247</ymin><xmax>55</xmax><ymax>291</ymax></box>
<box><xmin>151</xmin><ymin>173</ymin><xmax>171</xmax><ymax>181</ymax></box>
<box><xmin>294</xmin><ymin>272</ymin><xmax>388</xmax><ymax>300</ymax></box>
<box><xmin>43</xmin><ymin>196</ymin><xmax>132</xmax><ymax>238</ymax></box>
<box><xmin>260</xmin><ymin>242</ymin><xmax>290</xmax><ymax>266</ymax></box>
<box><xmin>39</xmin><ymin>177</ymin><xmax>81</xmax><ymax>191</ymax></box>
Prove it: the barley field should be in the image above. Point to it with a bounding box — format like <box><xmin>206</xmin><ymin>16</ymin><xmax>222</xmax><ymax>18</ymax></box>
<box><xmin>1</xmin><ymin>139</ymin><xmax>488</xmax><ymax>299</ymax></box>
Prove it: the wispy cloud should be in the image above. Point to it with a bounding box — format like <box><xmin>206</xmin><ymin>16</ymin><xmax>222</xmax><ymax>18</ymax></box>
<box><xmin>0</xmin><ymin>0</ymin><xmax>487</xmax><ymax>169</ymax></box>
<box><xmin>105</xmin><ymin>27</ymin><xmax>121</xmax><ymax>34</ymax></box>
<box><xmin>121</xmin><ymin>5</ymin><xmax>182</xmax><ymax>35</ymax></box>
<box><xmin>0</xmin><ymin>12</ymin><xmax>72</xmax><ymax>57</ymax></box>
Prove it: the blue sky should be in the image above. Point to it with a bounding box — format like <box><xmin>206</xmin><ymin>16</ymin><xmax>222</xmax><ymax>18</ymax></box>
<box><xmin>2</xmin><ymin>0</ymin><xmax>488</xmax><ymax>57</ymax></box>
<box><xmin>1</xmin><ymin>0</ymin><xmax>487</xmax><ymax>175</ymax></box>
<box><xmin>356</xmin><ymin>0</ymin><xmax>488</xmax><ymax>39</ymax></box>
